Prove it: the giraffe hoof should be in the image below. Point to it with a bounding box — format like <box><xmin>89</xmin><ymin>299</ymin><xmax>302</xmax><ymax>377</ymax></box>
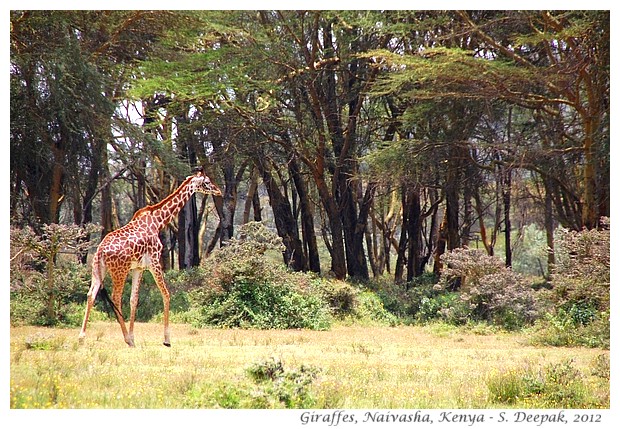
<box><xmin>163</xmin><ymin>342</ymin><xmax>171</xmax><ymax>347</ymax></box>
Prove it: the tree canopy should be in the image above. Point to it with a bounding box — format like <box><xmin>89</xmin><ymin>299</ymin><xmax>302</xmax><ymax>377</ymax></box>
<box><xmin>10</xmin><ymin>10</ymin><xmax>610</xmax><ymax>281</ymax></box>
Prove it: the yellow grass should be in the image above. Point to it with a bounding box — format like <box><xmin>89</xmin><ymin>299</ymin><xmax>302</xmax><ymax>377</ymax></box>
<box><xmin>10</xmin><ymin>321</ymin><xmax>609</xmax><ymax>409</ymax></box>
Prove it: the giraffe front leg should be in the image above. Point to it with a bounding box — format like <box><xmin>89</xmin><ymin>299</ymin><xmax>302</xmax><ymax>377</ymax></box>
<box><xmin>150</xmin><ymin>263</ymin><xmax>171</xmax><ymax>347</ymax></box>
<box><xmin>128</xmin><ymin>269</ymin><xmax>143</xmax><ymax>347</ymax></box>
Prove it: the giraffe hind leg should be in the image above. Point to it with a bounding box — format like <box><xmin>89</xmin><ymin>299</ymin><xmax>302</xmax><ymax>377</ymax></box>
<box><xmin>110</xmin><ymin>271</ymin><xmax>134</xmax><ymax>347</ymax></box>
<box><xmin>79</xmin><ymin>277</ymin><xmax>100</xmax><ymax>342</ymax></box>
<box><xmin>79</xmin><ymin>261</ymin><xmax>106</xmax><ymax>343</ymax></box>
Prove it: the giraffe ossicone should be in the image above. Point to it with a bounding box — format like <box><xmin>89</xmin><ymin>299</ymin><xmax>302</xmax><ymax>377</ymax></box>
<box><xmin>79</xmin><ymin>167</ymin><xmax>222</xmax><ymax>347</ymax></box>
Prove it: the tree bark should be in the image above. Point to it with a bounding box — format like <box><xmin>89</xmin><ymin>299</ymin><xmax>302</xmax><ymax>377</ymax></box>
<box><xmin>257</xmin><ymin>157</ymin><xmax>305</xmax><ymax>271</ymax></box>
<box><xmin>178</xmin><ymin>194</ymin><xmax>200</xmax><ymax>269</ymax></box>
<box><xmin>503</xmin><ymin>167</ymin><xmax>512</xmax><ymax>267</ymax></box>
<box><xmin>243</xmin><ymin>167</ymin><xmax>260</xmax><ymax>224</ymax></box>
<box><xmin>406</xmin><ymin>186</ymin><xmax>423</xmax><ymax>281</ymax></box>
<box><xmin>290</xmin><ymin>157</ymin><xmax>321</xmax><ymax>273</ymax></box>
<box><xmin>543</xmin><ymin>176</ymin><xmax>555</xmax><ymax>280</ymax></box>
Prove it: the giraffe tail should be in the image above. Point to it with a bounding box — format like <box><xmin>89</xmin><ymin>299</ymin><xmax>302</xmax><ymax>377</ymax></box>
<box><xmin>80</xmin><ymin>248</ymin><xmax>112</xmax><ymax>341</ymax></box>
<box><xmin>98</xmin><ymin>287</ymin><xmax>120</xmax><ymax>322</ymax></box>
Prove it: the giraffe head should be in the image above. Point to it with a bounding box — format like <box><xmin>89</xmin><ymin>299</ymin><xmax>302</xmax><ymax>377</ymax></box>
<box><xmin>190</xmin><ymin>167</ymin><xmax>222</xmax><ymax>196</ymax></box>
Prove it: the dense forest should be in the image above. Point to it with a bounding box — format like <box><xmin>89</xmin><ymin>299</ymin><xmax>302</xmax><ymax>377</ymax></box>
<box><xmin>10</xmin><ymin>11</ymin><xmax>610</xmax><ymax>337</ymax></box>
<box><xmin>10</xmin><ymin>10</ymin><xmax>610</xmax><ymax>278</ymax></box>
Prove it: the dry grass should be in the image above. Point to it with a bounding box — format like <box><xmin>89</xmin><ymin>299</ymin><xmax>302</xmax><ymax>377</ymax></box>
<box><xmin>9</xmin><ymin>321</ymin><xmax>609</xmax><ymax>409</ymax></box>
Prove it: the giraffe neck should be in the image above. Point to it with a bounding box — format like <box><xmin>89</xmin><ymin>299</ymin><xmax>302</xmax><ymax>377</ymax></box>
<box><xmin>136</xmin><ymin>177</ymin><xmax>197</xmax><ymax>231</ymax></box>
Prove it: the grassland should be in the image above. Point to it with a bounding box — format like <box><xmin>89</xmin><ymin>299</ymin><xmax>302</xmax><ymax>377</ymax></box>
<box><xmin>9</xmin><ymin>321</ymin><xmax>609</xmax><ymax>409</ymax></box>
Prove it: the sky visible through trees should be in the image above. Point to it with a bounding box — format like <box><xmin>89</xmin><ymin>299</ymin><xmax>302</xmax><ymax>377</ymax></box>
<box><xmin>10</xmin><ymin>10</ymin><xmax>610</xmax><ymax>281</ymax></box>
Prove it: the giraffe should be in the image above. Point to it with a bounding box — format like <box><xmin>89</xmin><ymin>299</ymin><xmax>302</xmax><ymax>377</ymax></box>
<box><xmin>79</xmin><ymin>167</ymin><xmax>222</xmax><ymax>347</ymax></box>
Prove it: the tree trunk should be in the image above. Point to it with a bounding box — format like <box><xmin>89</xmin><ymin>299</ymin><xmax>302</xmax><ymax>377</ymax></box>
<box><xmin>406</xmin><ymin>186</ymin><xmax>422</xmax><ymax>281</ymax></box>
<box><xmin>581</xmin><ymin>117</ymin><xmax>599</xmax><ymax>229</ymax></box>
<box><xmin>433</xmin><ymin>211</ymin><xmax>448</xmax><ymax>275</ymax></box>
<box><xmin>243</xmin><ymin>167</ymin><xmax>260</xmax><ymax>224</ymax></box>
<box><xmin>100</xmin><ymin>144</ymin><xmax>114</xmax><ymax>238</ymax></box>
<box><xmin>219</xmin><ymin>163</ymin><xmax>239</xmax><ymax>244</ymax></box>
<box><xmin>49</xmin><ymin>144</ymin><xmax>65</xmax><ymax>224</ymax></box>
<box><xmin>339</xmin><ymin>177</ymin><xmax>371</xmax><ymax>280</ymax></box>
<box><xmin>290</xmin><ymin>157</ymin><xmax>321</xmax><ymax>273</ymax></box>
<box><xmin>543</xmin><ymin>176</ymin><xmax>555</xmax><ymax>280</ymax></box>
<box><xmin>395</xmin><ymin>185</ymin><xmax>409</xmax><ymax>284</ymax></box>
<box><xmin>178</xmin><ymin>194</ymin><xmax>200</xmax><ymax>269</ymax></box>
<box><xmin>503</xmin><ymin>167</ymin><xmax>513</xmax><ymax>267</ymax></box>
<box><xmin>257</xmin><ymin>158</ymin><xmax>306</xmax><ymax>271</ymax></box>
<box><xmin>315</xmin><ymin>175</ymin><xmax>347</xmax><ymax>279</ymax></box>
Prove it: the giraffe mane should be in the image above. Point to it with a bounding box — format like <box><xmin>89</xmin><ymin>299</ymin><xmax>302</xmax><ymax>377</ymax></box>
<box><xmin>129</xmin><ymin>174</ymin><xmax>197</xmax><ymax>222</ymax></box>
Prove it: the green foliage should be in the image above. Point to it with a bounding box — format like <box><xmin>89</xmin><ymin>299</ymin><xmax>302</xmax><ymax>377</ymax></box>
<box><xmin>183</xmin><ymin>357</ymin><xmax>321</xmax><ymax>409</ymax></box>
<box><xmin>10</xmin><ymin>224</ymin><xmax>101</xmax><ymax>326</ymax></box>
<box><xmin>528</xmin><ymin>222</ymin><xmax>610</xmax><ymax>348</ymax></box>
<box><xmin>551</xmin><ymin>223</ymin><xmax>610</xmax><ymax>313</ymax></box>
<box><xmin>527</xmin><ymin>311</ymin><xmax>609</xmax><ymax>349</ymax></box>
<box><xmin>246</xmin><ymin>357</ymin><xmax>320</xmax><ymax>408</ymax></box>
<box><xmin>23</xmin><ymin>332</ymin><xmax>66</xmax><ymax>351</ymax></box>
<box><xmin>350</xmin><ymin>291</ymin><xmax>399</xmax><ymax>326</ymax></box>
<box><xmin>187</xmin><ymin>222</ymin><xmax>331</xmax><ymax>330</ymax></box>
<box><xmin>365</xmin><ymin>273</ymin><xmax>435</xmax><ymax>321</ymax></box>
<box><xmin>487</xmin><ymin>359</ymin><xmax>604</xmax><ymax>408</ymax></box>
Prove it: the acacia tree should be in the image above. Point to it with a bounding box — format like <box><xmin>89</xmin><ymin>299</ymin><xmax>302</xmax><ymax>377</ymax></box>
<box><xmin>457</xmin><ymin>11</ymin><xmax>610</xmax><ymax>229</ymax></box>
<box><xmin>10</xmin><ymin>11</ymin><xmax>113</xmax><ymax>226</ymax></box>
<box><xmin>363</xmin><ymin>10</ymin><xmax>609</xmax><ymax>278</ymax></box>
<box><xmin>246</xmin><ymin>10</ymin><xmax>404</xmax><ymax>279</ymax></box>
<box><xmin>10</xmin><ymin>11</ymin><xmax>186</xmax><ymax>233</ymax></box>
<box><xmin>12</xmin><ymin>10</ymin><xmax>609</xmax><ymax>282</ymax></box>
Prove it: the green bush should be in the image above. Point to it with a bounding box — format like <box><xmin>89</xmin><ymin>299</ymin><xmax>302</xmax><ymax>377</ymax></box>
<box><xmin>246</xmin><ymin>357</ymin><xmax>320</xmax><ymax>408</ymax></box>
<box><xmin>487</xmin><ymin>359</ymin><xmax>602</xmax><ymax>408</ymax></box>
<box><xmin>10</xmin><ymin>224</ymin><xmax>101</xmax><ymax>326</ymax></box>
<box><xmin>314</xmin><ymin>279</ymin><xmax>358</xmax><ymax>316</ymax></box>
<box><xmin>527</xmin><ymin>310</ymin><xmax>609</xmax><ymax>349</ymax></box>
<box><xmin>366</xmin><ymin>273</ymin><xmax>438</xmax><ymax>321</ymax></box>
<box><xmin>10</xmin><ymin>261</ymin><xmax>97</xmax><ymax>327</ymax></box>
<box><xmin>187</xmin><ymin>222</ymin><xmax>331</xmax><ymax>330</ymax></box>
<box><xmin>528</xmin><ymin>221</ymin><xmax>609</xmax><ymax>348</ymax></box>
<box><xmin>350</xmin><ymin>291</ymin><xmax>399</xmax><ymax>326</ymax></box>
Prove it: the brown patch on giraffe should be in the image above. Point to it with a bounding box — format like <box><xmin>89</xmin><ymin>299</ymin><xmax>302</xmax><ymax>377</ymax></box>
<box><xmin>79</xmin><ymin>170</ymin><xmax>222</xmax><ymax>347</ymax></box>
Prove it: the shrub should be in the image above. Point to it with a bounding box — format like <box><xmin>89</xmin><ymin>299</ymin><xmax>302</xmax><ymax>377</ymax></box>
<box><xmin>550</xmin><ymin>223</ymin><xmax>610</xmax><ymax>313</ymax></box>
<box><xmin>246</xmin><ymin>357</ymin><xmax>320</xmax><ymax>408</ymax></box>
<box><xmin>438</xmin><ymin>248</ymin><xmax>504</xmax><ymax>291</ymax></box>
<box><xmin>10</xmin><ymin>260</ymin><xmax>98</xmax><ymax>327</ymax></box>
<box><xmin>436</xmin><ymin>248</ymin><xmax>541</xmax><ymax>329</ymax></box>
<box><xmin>10</xmin><ymin>224</ymin><xmax>100</xmax><ymax>326</ymax></box>
<box><xmin>350</xmin><ymin>291</ymin><xmax>399</xmax><ymax>326</ymax></box>
<box><xmin>187</xmin><ymin>222</ymin><xmax>331</xmax><ymax>330</ymax></box>
<box><xmin>460</xmin><ymin>271</ymin><xmax>540</xmax><ymax>329</ymax></box>
<box><xmin>528</xmin><ymin>310</ymin><xmax>610</xmax><ymax>349</ymax></box>
<box><xmin>529</xmin><ymin>221</ymin><xmax>610</xmax><ymax>348</ymax></box>
<box><xmin>487</xmin><ymin>359</ymin><xmax>599</xmax><ymax>408</ymax></box>
<box><xmin>591</xmin><ymin>354</ymin><xmax>610</xmax><ymax>380</ymax></box>
<box><xmin>314</xmin><ymin>279</ymin><xmax>358</xmax><ymax>316</ymax></box>
<box><xmin>366</xmin><ymin>273</ymin><xmax>438</xmax><ymax>321</ymax></box>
